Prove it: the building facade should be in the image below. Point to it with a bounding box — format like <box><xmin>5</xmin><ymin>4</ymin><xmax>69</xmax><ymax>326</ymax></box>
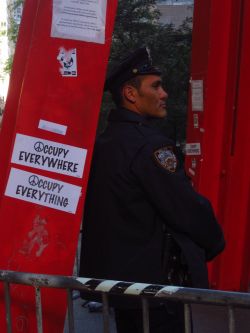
<box><xmin>158</xmin><ymin>0</ymin><xmax>193</xmax><ymax>4</ymax></box>
<box><xmin>157</xmin><ymin>0</ymin><xmax>194</xmax><ymax>27</ymax></box>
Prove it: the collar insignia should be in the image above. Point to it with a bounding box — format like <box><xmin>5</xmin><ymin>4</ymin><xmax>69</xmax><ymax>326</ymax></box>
<box><xmin>154</xmin><ymin>146</ymin><xmax>177</xmax><ymax>173</ymax></box>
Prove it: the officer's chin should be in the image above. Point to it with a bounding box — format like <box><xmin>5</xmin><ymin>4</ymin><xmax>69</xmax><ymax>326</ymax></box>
<box><xmin>148</xmin><ymin>113</ymin><xmax>167</xmax><ymax>120</ymax></box>
<box><xmin>157</xmin><ymin>108</ymin><xmax>167</xmax><ymax>119</ymax></box>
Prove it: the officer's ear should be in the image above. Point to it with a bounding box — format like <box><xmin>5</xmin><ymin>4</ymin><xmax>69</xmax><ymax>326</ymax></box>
<box><xmin>122</xmin><ymin>84</ymin><xmax>137</xmax><ymax>104</ymax></box>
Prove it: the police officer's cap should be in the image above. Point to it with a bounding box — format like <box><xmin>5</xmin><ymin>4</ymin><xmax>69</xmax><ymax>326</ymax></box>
<box><xmin>105</xmin><ymin>47</ymin><xmax>162</xmax><ymax>92</ymax></box>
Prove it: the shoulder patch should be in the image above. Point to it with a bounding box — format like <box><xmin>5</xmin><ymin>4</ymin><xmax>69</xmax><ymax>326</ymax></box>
<box><xmin>154</xmin><ymin>146</ymin><xmax>177</xmax><ymax>172</ymax></box>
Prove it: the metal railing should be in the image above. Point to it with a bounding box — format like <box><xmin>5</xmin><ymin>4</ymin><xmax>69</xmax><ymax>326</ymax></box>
<box><xmin>1</xmin><ymin>269</ymin><xmax>250</xmax><ymax>333</ymax></box>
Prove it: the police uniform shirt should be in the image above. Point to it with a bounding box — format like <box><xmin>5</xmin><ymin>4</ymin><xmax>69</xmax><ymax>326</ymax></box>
<box><xmin>80</xmin><ymin>107</ymin><xmax>225</xmax><ymax>288</ymax></box>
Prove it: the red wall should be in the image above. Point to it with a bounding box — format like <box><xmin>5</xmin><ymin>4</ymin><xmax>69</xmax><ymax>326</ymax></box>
<box><xmin>186</xmin><ymin>0</ymin><xmax>250</xmax><ymax>291</ymax></box>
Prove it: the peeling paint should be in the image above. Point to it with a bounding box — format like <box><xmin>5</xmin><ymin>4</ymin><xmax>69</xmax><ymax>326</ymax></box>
<box><xmin>16</xmin><ymin>315</ymin><xmax>28</xmax><ymax>332</ymax></box>
<box><xmin>19</xmin><ymin>215</ymin><xmax>49</xmax><ymax>257</ymax></box>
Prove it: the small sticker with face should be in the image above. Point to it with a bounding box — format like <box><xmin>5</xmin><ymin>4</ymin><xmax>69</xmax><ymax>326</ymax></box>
<box><xmin>154</xmin><ymin>146</ymin><xmax>177</xmax><ymax>173</ymax></box>
<box><xmin>57</xmin><ymin>47</ymin><xmax>77</xmax><ymax>77</ymax></box>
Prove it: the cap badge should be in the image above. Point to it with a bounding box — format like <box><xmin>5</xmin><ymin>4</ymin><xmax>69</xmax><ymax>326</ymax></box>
<box><xmin>132</xmin><ymin>68</ymin><xmax>138</xmax><ymax>74</ymax></box>
<box><xmin>154</xmin><ymin>146</ymin><xmax>177</xmax><ymax>172</ymax></box>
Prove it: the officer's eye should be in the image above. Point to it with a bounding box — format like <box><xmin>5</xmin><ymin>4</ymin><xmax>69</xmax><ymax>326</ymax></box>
<box><xmin>152</xmin><ymin>81</ymin><xmax>162</xmax><ymax>89</ymax></box>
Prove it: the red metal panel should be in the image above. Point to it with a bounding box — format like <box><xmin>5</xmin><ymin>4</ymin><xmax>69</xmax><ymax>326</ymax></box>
<box><xmin>208</xmin><ymin>0</ymin><xmax>246</xmax><ymax>290</ymax></box>
<box><xmin>186</xmin><ymin>0</ymin><xmax>234</xmax><ymax>208</ymax></box>
<box><xmin>185</xmin><ymin>0</ymin><xmax>212</xmax><ymax>189</ymax></box>
<box><xmin>0</xmin><ymin>0</ymin><xmax>39</xmax><ymax>202</ymax></box>
<box><xmin>186</xmin><ymin>0</ymin><xmax>234</xmax><ymax>288</ymax></box>
<box><xmin>0</xmin><ymin>1</ymin><xmax>117</xmax><ymax>332</ymax></box>
<box><xmin>186</xmin><ymin>0</ymin><xmax>250</xmax><ymax>291</ymax></box>
<box><xmin>216</xmin><ymin>0</ymin><xmax>250</xmax><ymax>291</ymax></box>
<box><xmin>242</xmin><ymin>194</ymin><xmax>250</xmax><ymax>291</ymax></box>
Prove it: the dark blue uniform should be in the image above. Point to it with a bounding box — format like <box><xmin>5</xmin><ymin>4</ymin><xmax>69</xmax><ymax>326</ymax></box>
<box><xmin>80</xmin><ymin>107</ymin><xmax>225</xmax><ymax>289</ymax></box>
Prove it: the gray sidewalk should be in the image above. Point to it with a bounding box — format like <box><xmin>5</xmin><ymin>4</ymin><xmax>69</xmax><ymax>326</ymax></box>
<box><xmin>71</xmin><ymin>237</ymin><xmax>250</xmax><ymax>332</ymax></box>
<box><xmin>64</xmin><ymin>297</ymin><xmax>250</xmax><ymax>333</ymax></box>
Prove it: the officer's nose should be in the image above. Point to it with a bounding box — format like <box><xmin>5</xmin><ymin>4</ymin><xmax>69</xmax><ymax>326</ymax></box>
<box><xmin>160</xmin><ymin>88</ymin><xmax>168</xmax><ymax>100</ymax></box>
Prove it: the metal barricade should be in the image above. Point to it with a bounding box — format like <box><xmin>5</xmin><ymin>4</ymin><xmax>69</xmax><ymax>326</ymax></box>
<box><xmin>1</xmin><ymin>269</ymin><xmax>250</xmax><ymax>333</ymax></box>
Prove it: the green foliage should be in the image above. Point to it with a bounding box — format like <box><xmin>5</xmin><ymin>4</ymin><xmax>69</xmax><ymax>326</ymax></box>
<box><xmin>110</xmin><ymin>0</ymin><xmax>160</xmax><ymax>62</ymax></box>
<box><xmin>99</xmin><ymin>0</ymin><xmax>161</xmax><ymax>133</ymax></box>
<box><xmin>4</xmin><ymin>0</ymin><xmax>192</xmax><ymax>143</ymax></box>
<box><xmin>4</xmin><ymin>0</ymin><xmax>24</xmax><ymax>74</ymax></box>
<box><xmin>0</xmin><ymin>30</ymin><xmax>7</xmax><ymax>37</ymax></box>
<box><xmin>99</xmin><ymin>0</ymin><xmax>192</xmax><ymax>144</ymax></box>
<box><xmin>3</xmin><ymin>54</ymin><xmax>14</xmax><ymax>74</ymax></box>
<box><xmin>155</xmin><ymin>17</ymin><xmax>192</xmax><ymax>143</ymax></box>
<box><xmin>6</xmin><ymin>17</ymin><xmax>19</xmax><ymax>45</ymax></box>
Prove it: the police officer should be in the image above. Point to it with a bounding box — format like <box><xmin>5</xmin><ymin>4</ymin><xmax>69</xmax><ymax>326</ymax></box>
<box><xmin>79</xmin><ymin>47</ymin><xmax>225</xmax><ymax>333</ymax></box>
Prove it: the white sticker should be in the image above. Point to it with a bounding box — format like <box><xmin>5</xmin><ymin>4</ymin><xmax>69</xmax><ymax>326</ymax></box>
<box><xmin>191</xmin><ymin>158</ymin><xmax>197</xmax><ymax>169</ymax></box>
<box><xmin>57</xmin><ymin>48</ymin><xmax>77</xmax><ymax>77</ymax></box>
<box><xmin>51</xmin><ymin>0</ymin><xmax>107</xmax><ymax>44</ymax></box>
<box><xmin>5</xmin><ymin>168</ymin><xmax>82</xmax><ymax>214</ymax></box>
<box><xmin>193</xmin><ymin>114</ymin><xmax>199</xmax><ymax>129</ymax></box>
<box><xmin>188</xmin><ymin>168</ymin><xmax>196</xmax><ymax>176</ymax></box>
<box><xmin>185</xmin><ymin>143</ymin><xmax>201</xmax><ymax>156</ymax></box>
<box><xmin>191</xmin><ymin>80</ymin><xmax>204</xmax><ymax>111</ymax></box>
<box><xmin>11</xmin><ymin>133</ymin><xmax>87</xmax><ymax>178</ymax></box>
<box><xmin>38</xmin><ymin>119</ymin><xmax>67</xmax><ymax>135</ymax></box>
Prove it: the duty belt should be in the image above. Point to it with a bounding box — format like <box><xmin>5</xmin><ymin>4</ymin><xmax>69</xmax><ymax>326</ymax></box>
<box><xmin>162</xmin><ymin>232</ymin><xmax>192</xmax><ymax>287</ymax></box>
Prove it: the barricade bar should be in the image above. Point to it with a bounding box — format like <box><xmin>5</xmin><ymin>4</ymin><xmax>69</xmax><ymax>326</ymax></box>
<box><xmin>4</xmin><ymin>282</ymin><xmax>12</xmax><ymax>333</ymax></box>
<box><xmin>102</xmin><ymin>292</ymin><xmax>110</xmax><ymax>333</ymax></box>
<box><xmin>35</xmin><ymin>287</ymin><xmax>43</xmax><ymax>333</ymax></box>
<box><xmin>142</xmin><ymin>297</ymin><xmax>150</xmax><ymax>333</ymax></box>
<box><xmin>67</xmin><ymin>289</ymin><xmax>75</xmax><ymax>333</ymax></box>
<box><xmin>1</xmin><ymin>270</ymin><xmax>250</xmax><ymax>308</ymax></box>
<box><xmin>184</xmin><ymin>303</ymin><xmax>192</xmax><ymax>333</ymax></box>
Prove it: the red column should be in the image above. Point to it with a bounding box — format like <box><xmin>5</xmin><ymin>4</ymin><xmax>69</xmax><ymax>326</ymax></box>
<box><xmin>217</xmin><ymin>0</ymin><xmax>250</xmax><ymax>291</ymax></box>
<box><xmin>0</xmin><ymin>0</ymin><xmax>40</xmax><ymax>201</ymax></box>
<box><xmin>186</xmin><ymin>0</ymin><xmax>250</xmax><ymax>291</ymax></box>
<box><xmin>0</xmin><ymin>0</ymin><xmax>117</xmax><ymax>332</ymax></box>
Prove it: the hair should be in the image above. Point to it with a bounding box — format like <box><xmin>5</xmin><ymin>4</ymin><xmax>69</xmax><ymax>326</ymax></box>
<box><xmin>110</xmin><ymin>76</ymin><xmax>143</xmax><ymax>107</ymax></box>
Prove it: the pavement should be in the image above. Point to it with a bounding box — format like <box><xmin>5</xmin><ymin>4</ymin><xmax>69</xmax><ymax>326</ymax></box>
<box><xmin>67</xmin><ymin>240</ymin><xmax>250</xmax><ymax>332</ymax></box>
<box><xmin>64</xmin><ymin>296</ymin><xmax>250</xmax><ymax>333</ymax></box>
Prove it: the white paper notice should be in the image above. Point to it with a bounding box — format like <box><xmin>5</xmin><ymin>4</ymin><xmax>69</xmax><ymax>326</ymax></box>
<box><xmin>51</xmin><ymin>0</ymin><xmax>107</xmax><ymax>44</ymax></box>
<box><xmin>185</xmin><ymin>143</ymin><xmax>201</xmax><ymax>156</ymax></box>
<box><xmin>11</xmin><ymin>134</ymin><xmax>87</xmax><ymax>178</ymax></box>
<box><xmin>191</xmin><ymin>80</ymin><xmax>204</xmax><ymax>112</ymax></box>
<box><xmin>5</xmin><ymin>168</ymin><xmax>82</xmax><ymax>214</ymax></box>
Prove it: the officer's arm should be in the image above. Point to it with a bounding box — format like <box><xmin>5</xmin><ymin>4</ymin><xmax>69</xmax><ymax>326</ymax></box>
<box><xmin>130</xmin><ymin>142</ymin><xmax>225</xmax><ymax>261</ymax></box>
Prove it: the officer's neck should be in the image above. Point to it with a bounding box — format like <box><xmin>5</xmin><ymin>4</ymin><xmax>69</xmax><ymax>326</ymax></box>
<box><xmin>121</xmin><ymin>101</ymin><xmax>146</xmax><ymax>118</ymax></box>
